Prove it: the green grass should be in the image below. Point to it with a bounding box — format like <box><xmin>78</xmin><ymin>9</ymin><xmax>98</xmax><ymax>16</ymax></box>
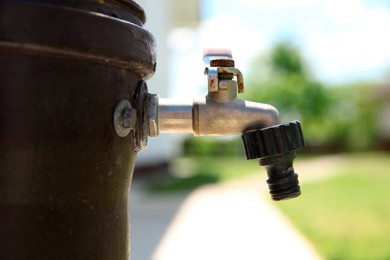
<box><xmin>276</xmin><ymin>153</ymin><xmax>390</xmax><ymax>259</ymax></box>
<box><xmin>148</xmin><ymin>152</ymin><xmax>390</xmax><ymax>259</ymax></box>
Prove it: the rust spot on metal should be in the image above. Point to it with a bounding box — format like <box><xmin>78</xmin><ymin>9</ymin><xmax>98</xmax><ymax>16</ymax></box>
<box><xmin>210</xmin><ymin>78</ymin><xmax>215</xmax><ymax>86</ymax></box>
<box><xmin>238</xmin><ymin>82</ymin><xmax>244</xmax><ymax>93</ymax></box>
<box><xmin>192</xmin><ymin>102</ymin><xmax>200</xmax><ymax>136</ymax></box>
<box><xmin>210</xmin><ymin>59</ymin><xmax>234</xmax><ymax>67</ymax></box>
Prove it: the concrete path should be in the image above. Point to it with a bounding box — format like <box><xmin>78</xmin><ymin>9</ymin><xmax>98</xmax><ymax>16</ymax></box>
<box><xmin>129</xmin><ymin>156</ymin><xmax>340</xmax><ymax>260</ymax></box>
<box><xmin>152</xmin><ymin>176</ymin><xmax>320</xmax><ymax>260</ymax></box>
<box><xmin>129</xmin><ymin>184</ymin><xmax>189</xmax><ymax>260</ymax></box>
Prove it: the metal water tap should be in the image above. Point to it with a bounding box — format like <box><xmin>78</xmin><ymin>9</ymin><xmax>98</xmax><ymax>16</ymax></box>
<box><xmin>155</xmin><ymin>51</ymin><xmax>281</xmax><ymax>136</ymax></box>
<box><xmin>119</xmin><ymin>49</ymin><xmax>305</xmax><ymax>201</ymax></box>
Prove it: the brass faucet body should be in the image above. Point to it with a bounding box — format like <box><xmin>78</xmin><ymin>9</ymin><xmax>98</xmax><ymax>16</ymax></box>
<box><xmin>150</xmin><ymin>59</ymin><xmax>280</xmax><ymax>137</ymax></box>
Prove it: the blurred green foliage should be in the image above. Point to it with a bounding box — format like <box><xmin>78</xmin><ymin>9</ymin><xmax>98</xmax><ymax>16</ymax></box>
<box><xmin>147</xmin><ymin>156</ymin><xmax>261</xmax><ymax>192</ymax></box>
<box><xmin>244</xmin><ymin>41</ymin><xmax>380</xmax><ymax>152</ymax></box>
<box><xmin>182</xmin><ymin>136</ymin><xmax>244</xmax><ymax>156</ymax></box>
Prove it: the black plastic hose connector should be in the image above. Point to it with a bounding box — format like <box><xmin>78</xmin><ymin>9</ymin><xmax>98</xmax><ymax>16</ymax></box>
<box><xmin>242</xmin><ymin>121</ymin><xmax>305</xmax><ymax>201</ymax></box>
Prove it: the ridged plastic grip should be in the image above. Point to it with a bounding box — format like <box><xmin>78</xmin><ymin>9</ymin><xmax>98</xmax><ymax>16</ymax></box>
<box><xmin>242</xmin><ymin>121</ymin><xmax>305</xmax><ymax>160</ymax></box>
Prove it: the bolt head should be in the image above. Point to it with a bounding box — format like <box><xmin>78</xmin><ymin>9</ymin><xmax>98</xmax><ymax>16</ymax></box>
<box><xmin>113</xmin><ymin>99</ymin><xmax>134</xmax><ymax>137</ymax></box>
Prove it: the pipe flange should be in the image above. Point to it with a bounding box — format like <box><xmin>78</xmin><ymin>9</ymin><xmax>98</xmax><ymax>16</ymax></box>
<box><xmin>132</xmin><ymin>80</ymin><xmax>149</xmax><ymax>151</ymax></box>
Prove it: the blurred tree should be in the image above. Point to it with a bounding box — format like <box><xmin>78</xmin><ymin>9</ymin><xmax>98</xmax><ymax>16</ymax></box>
<box><xmin>270</xmin><ymin>42</ymin><xmax>304</xmax><ymax>76</ymax></box>
<box><xmin>245</xmin><ymin>41</ymin><xmax>379</xmax><ymax>151</ymax></box>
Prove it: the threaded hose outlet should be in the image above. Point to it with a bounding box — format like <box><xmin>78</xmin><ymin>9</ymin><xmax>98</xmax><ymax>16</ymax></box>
<box><xmin>260</xmin><ymin>151</ymin><xmax>301</xmax><ymax>200</ymax></box>
<box><xmin>242</xmin><ymin>121</ymin><xmax>305</xmax><ymax>201</ymax></box>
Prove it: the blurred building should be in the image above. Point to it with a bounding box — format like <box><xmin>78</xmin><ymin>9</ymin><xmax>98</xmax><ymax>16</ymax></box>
<box><xmin>134</xmin><ymin>0</ymin><xmax>201</xmax><ymax>171</ymax></box>
<box><xmin>377</xmin><ymin>84</ymin><xmax>390</xmax><ymax>150</ymax></box>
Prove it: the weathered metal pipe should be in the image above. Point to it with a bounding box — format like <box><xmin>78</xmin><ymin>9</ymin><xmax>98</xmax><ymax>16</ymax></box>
<box><xmin>158</xmin><ymin>97</ymin><xmax>280</xmax><ymax>136</ymax></box>
<box><xmin>158</xmin><ymin>99</ymin><xmax>193</xmax><ymax>133</ymax></box>
<box><xmin>0</xmin><ymin>1</ymin><xmax>155</xmax><ymax>259</ymax></box>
